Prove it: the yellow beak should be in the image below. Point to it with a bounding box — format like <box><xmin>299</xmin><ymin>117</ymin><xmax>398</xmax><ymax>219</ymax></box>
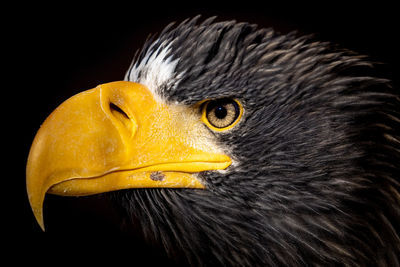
<box><xmin>26</xmin><ymin>81</ymin><xmax>231</xmax><ymax>230</ymax></box>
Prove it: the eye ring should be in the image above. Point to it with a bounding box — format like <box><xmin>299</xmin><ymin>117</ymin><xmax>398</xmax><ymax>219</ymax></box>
<box><xmin>201</xmin><ymin>98</ymin><xmax>243</xmax><ymax>131</ymax></box>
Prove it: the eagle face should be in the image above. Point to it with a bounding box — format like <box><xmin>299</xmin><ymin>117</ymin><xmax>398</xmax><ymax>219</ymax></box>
<box><xmin>27</xmin><ymin>17</ymin><xmax>400</xmax><ymax>266</ymax></box>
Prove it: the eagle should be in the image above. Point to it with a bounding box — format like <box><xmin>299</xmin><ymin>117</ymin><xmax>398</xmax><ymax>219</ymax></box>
<box><xmin>26</xmin><ymin>16</ymin><xmax>400</xmax><ymax>266</ymax></box>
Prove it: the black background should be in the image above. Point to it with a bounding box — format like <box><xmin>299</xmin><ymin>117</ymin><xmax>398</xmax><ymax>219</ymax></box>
<box><xmin>6</xmin><ymin>1</ymin><xmax>398</xmax><ymax>265</ymax></box>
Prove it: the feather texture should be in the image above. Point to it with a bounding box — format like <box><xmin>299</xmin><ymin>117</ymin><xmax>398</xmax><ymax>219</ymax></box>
<box><xmin>114</xmin><ymin>17</ymin><xmax>400</xmax><ymax>266</ymax></box>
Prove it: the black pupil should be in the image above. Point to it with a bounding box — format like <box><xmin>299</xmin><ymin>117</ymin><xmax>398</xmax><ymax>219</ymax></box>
<box><xmin>214</xmin><ymin>105</ymin><xmax>227</xmax><ymax>119</ymax></box>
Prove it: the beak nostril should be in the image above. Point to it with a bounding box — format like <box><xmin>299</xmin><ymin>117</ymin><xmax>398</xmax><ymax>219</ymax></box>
<box><xmin>110</xmin><ymin>102</ymin><xmax>129</xmax><ymax>119</ymax></box>
<box><xmin>109</xmin><ymin>102</ymin><xmax>135</xmax><ymax>134</ymax></box>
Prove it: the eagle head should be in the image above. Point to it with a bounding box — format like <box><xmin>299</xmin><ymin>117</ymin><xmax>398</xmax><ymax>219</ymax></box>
<box><xmin>27</xmin><ymin>17</ymin><xmax>400</xmax><ymax>266</ymax></box>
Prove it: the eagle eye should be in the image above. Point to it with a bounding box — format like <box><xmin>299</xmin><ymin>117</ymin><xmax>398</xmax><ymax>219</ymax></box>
<box><xmin>201</xmin><ymin>98</ymin><xmax>243</xmax><ymax>131</ymax></box>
